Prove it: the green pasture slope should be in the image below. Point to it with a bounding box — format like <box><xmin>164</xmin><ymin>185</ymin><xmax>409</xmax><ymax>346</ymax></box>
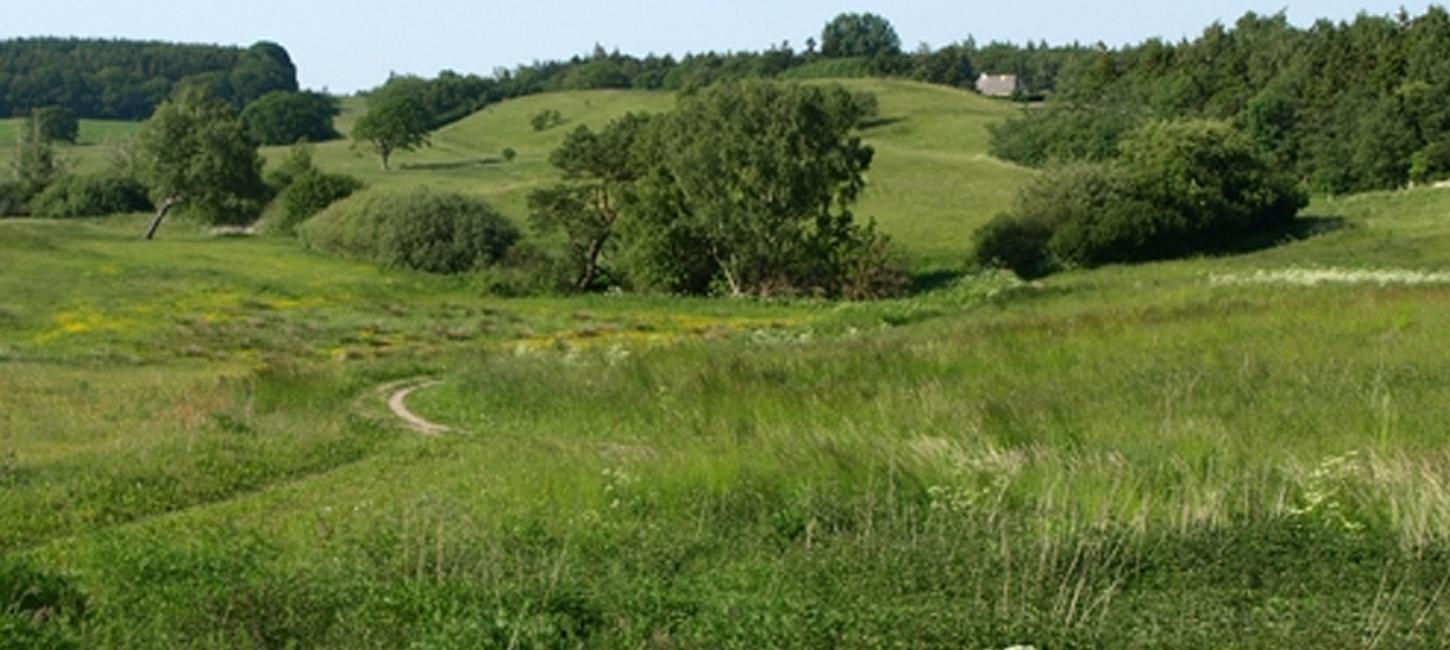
<box><xmin>8</xmin><ymin>80</ymin><xmax>1450</xmax><ymax>645</ymax></box>
<box><xmin>0</xmin><ymin>79</ymin><xmax>1030</xmax><ymax>265</ymax></box>
<box><xmin>293</xmin><ymin>80</ymin><xmax>1030</xmax><ymax>265</ymax></box>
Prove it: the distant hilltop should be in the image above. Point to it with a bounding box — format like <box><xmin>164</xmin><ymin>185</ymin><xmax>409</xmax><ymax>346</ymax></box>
<box><xmin>0</xmin><ymin>38</ymin><xmax>298</xmax><ymax>119</ymax></box>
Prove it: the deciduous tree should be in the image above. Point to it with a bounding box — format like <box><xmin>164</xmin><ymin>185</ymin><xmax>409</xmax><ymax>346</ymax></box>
<box><xmin>240</xmin><ymin>91</ymin><xmax>340</xmax><ymax>145</ymax></box>
<box><xmin>643</xmin><ymin>81</ymin><xmax>891</xmax><ymax>296</ymax></box>
<box><xmin>351</xmin><ymin>81</ymin><xmax>432</xmax><ymax>170</ymax></box>
<box><xmin>820</xmin><ymin>13</ymin><xmax>902</xmax><ymax>59</ymax></box>
<box><xmin>28</xmin><ymin>106</ymin><xmax>78</xmax><ymax>144</ymax></box>
<box><xmin>527</xmin><ymin>113</ymin><xmax>652</xmax><ymax>290</ymax></box>
<box><xmin>135</xmin><ymin>89</ymin><xmax>267</xmax><ymax>239</ymax></box>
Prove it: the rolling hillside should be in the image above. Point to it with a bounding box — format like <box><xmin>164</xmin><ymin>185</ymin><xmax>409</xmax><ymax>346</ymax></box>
<box><xmin>277</xmin><ymin>79</ymin><xmax>1032</xmax><ymax>265</ymax></box>
<box><xmin>14</xmin><ymin>74</ymin><xmax>1450</xmax><ymax>645</ymax></box>
<box><xmin>9</xmin><ymin>182</ymin><xmax>1450</xmax><ymax>644</ymax></box>
<box><xmin>0</xmin><ymin>79</ymin><xmax>1031</xmax><ymax>264</ymax></box>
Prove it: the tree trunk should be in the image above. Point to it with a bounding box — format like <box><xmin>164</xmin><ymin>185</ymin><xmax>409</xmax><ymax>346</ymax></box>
<box><xmin>574</xmin><ymin>235</ymin><xmax>608</xmax><ymax>292</ymax></box>
<box><xmin>142</xmin><ymin>196</ymin><xmax>181</xmax><ymax>241</ymax></box>
<box><xmin>708</xmin><ymin>243</ymin><xmax>744</xmax><ymax>297</ymax></box>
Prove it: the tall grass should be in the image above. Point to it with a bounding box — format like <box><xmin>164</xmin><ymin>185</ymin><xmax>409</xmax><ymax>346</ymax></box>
<box><xmin>10</xmin><ymin>105</ymin><xmax>1450</xmax><ymax>646</ymax></box>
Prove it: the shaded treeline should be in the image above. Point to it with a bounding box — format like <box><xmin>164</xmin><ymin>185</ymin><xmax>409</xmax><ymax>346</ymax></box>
<box><xmin>991</xmin><ymin>8</ymin><xmax>1450</xmax><ymax>193</ymax></box>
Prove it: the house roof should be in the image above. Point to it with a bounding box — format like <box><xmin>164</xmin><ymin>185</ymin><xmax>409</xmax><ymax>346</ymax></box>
<box><xmin>976</xmin><ymin>74</ymin><xmax>1019</xmax><ymax>97</ymax></box>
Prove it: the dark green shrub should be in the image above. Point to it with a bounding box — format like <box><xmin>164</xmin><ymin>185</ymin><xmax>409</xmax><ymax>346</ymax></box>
<box><xmin>975</xmin><ymin>120</ymin><xmax>1306</xmax><ymax>275</ymax></box>
<box><xmin>828</xmin><ymin>221</ymin><xmax>910</xmax><ymax>299</ymax></box>
<box><xmin>271</xmin><ymin>169</ymin><xmax>362</xmax><ymax>235</ymax></box>
<box><xmin>988</xmin><ymin>105</ymin><xmax>1141</xmax><ymax>167</ymax></box>
<box><xmin>28</xmin><ymin>174</ymin><xmax>152</xmax><ymax>218</ymax></box>
<box><xmin>972</xmin><ymin>213</ymin><xmax>1053</xmax><ymax>278</ymax></box>
<box><xmin>29</xmin><ymin>106</ymin><xmax>78</xmax><ymax>145</ymax></box>
<box><xmin>262</xmin><ymin>144</ymin><xmax>316</xmax><ymax>193</ymax></box>
<box><xmin>0</xmin><ymin>556</ymin><xmax>85</xmax><ymax>648</ymax></box>
<box><xmin>530</xmin><ymin>109</ymin><xmax>563</xmax><ymax>132</ymax></box>
<box><xmin>1120</xmin><ymin>119</ymin><xmax>1304</xmax><ymax>240</ymax></box>
<box><xmin>239</xmin><ymin>91</ymin><xmax>340</xmax><ymax>145</ymax></box>
<box><xmin>0</xmin><ymin>182</ymin><xmax>34</xmax><ymax>217</ymax></box>
<box><xmin>477</xmin><ymin>242</ymin><xmax>575</xmax><ymax>296</ymax></box>
<box><xmin>299</xmin><ymin>188</ymin><xmax>520</xmax><ymax>273</ymax></box>
<box><xmin>1410</xmin><ymin>139</ymin><xmax>1450</xmax><ymax>185</ymax></box>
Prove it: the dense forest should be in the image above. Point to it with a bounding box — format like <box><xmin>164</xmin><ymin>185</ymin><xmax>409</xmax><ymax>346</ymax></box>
<box><xmin>0</xmin><ymin>38</ymin><xmax>298</xmax><ymax>119</ymax></box>
<box><xmin>989</xmin><ymin>7</ymin><xmax>1450</xmax><ymax>193</ymax></box>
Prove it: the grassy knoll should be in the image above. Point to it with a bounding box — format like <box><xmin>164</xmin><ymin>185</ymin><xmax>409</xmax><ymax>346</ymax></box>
<box><xmin>288</xmin><ymin>80</ymin><xmax>1030</xmax><ymax>265</ymax></box>
<box><xmin>1</xmin><ymin>80</ymin><xmax>1029</xmax><ymax>266</ymax></box>
<box><xmin>6</xmin><ymin>182</ymin><xmax>1450</xmax><ymax>645</ymax></box>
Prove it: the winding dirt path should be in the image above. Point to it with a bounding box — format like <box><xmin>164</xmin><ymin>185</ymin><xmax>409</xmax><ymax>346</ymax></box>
<box><xmin>382</xmin><ymin>379</ymin><xmax>450</xmax><ymax>436</ymax></box>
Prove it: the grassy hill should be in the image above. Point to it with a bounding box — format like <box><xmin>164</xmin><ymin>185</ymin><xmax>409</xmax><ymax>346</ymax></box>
<box><xmin>8</xmin><ymin>182</ymin><xmax>1450</xmax><ymax>643</ymax></box>
<box><xmin>285</xmin><ymin>79</ymin><xmax>1031</xmax><ymax>265</ymax></box>
<box><xmin>1</xmin><ymin>80</ymin><xmax>1029</xmax><ymax>265</ymax></box>
<box><xmin>10</xmin><ymin>78</ymin><xmax>1450</xmax><ymax>645</ymax></box>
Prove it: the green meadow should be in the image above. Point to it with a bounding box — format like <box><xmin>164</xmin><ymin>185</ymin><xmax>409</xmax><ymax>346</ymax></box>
<box><xmin>6</xmin><ymin>80</ymin><xmax>1450</xmax><ymax>646</ymax></box>
<box><xmin>0</xmin><ymin>118</ymin><xmax>141</xmax><ymax>148</ymax></box>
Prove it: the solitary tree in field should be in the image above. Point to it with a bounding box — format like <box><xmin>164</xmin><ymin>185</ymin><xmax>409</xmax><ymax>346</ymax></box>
<box><xmin>527</xmin><ymin>113</ymin><xmax>652</xmax><ymax>290</ymax></box>
<box><xmin>240</xmin><ymin>90</ymin><xmax>340</xmax><ymax>145</ymax></box>
<box><xmin>351</xmin><ymin>86</ymin><xmax>432</xmax><ymax>170</ymax></box>
<box><xmin>10</xmin><ymin>119</ymin><xmax>64</xmax><ymax>196</ymax></box>
<box><xmin>29</xmin><ymin>106</ymin><xmax>79</xmax><ymax>144</ymax></box>
<box><xmin>136</xmin><ymin>89</ymin><xmax>267</xmax><ymax>239</ymax></box>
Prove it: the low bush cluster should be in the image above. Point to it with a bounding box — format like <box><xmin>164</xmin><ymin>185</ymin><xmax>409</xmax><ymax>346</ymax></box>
<box><xmin>28</xmin><ymin>174</ymin><xmax>152</xmax><ymax>218</ymax></box>
<box><xmin>273</xmin><ymin>170</ymin><xmax>362</xmax><ymax>235</ymax></box>
<box><xmin>975</xmin><ymin>119</ymin><xmax>1306</xmax><ymax>277</ymax></box>
<box><xmin>530</xmin><ymin>109</ymin><xmax>565</xmax><ymax>132</ymax></box>
<box><xmin>0</xmin><ymin>181</ymin><xmax>32</xmax><ymax>217</ymax></box>
<box><xmin>260</xmin><ymin>145</ymin><xmax>363</xmax><ymax>235</ymax></box>
<box><xmin>298</xmin><ymin>188</ymin><xmax>520</xmax><ymax>273</ymax></box>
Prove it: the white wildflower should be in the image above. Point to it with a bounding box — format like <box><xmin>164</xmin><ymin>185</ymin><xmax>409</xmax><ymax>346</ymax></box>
<box><xmin>1210</xmin><ymin>267</ymin><xmax>1450</xmax><ymax>288</ymax></box>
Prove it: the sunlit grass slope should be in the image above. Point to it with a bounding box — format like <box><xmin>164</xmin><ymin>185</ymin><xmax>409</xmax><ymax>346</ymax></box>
<box><xmin>0</xmin><ymin>214</ymin><xmax>813</xmax><ymax>554</ymax></box>
<box><xmin>0</xmin><ymin>80</ymin><xmax>1030</xmax><ymax>265</ymax></box>
<box><xmin>280</xmin><ymin>90</ymin><xmax>676</xmax><ymax>223</ymax></box>
<box><xmin>280</xmin><ymin>80</ymin><xmax>1031</xmax><ymax>265</ymax></box>
<box><xmin>9</xmin><ymin>181</ymin><xmax>1450</xmax><ymax>644</ymax></box>
<box><xmin>15</xmin><ymin>76</ymin><xmax>1450</xmax><ymax>646</ymax></box>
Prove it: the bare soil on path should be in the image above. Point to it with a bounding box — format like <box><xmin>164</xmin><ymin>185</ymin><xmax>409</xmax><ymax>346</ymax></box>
<box><xmin>379</xmin><ymin>378</ymin><xmax>450</xmax><ymax>435</ymax></box>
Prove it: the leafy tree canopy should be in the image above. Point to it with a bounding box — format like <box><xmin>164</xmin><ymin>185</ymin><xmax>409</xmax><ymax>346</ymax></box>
<box><xmin>976</xmin><ymin>119</ymin><xmax>1306</xmax><ymax>276</ymax></box>
<box><xmin>820</xmin><ymin>13</ymin><xmax>902</xmax><ymax>59</ymax></box>
<box><xmin>528</xmin><ymin>113</ymin><xmax>654</xmax><ymax>290</ymax></box>
<box><xmin>136</xmin><ymin>88</ymin><xmax>267</xmax><ymax>238</ymax></box>
<box><xmin>988</xmin><ymin>7</ymin><xmax>1450</xmax><ymax>193</ymax></box>
<box><xmin>351</xmin><ymin>78</ymin><xmax>434</xmax><ymax>170</ymax></box>
<box><xmin>631</xmin><ymin>81</ymin><xmax>900</xmax><ymax>297</ymax></box>
<box><xmin>28</xmin><ymin>106</ymin><xmax>78</xmax><ymax>144</ymax></box>
<box><xmin>240</xmin><ymin>91</ymin><xmax>340</xmax><ymax>145</ymax></box>
<box><xmin>0</xmin><ymin>38</ymin><xmax>298</xmax><ymax>119</ymax></box>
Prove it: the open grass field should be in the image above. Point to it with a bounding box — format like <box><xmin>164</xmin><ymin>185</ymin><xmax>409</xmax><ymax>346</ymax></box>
<box><xmin>0</xmin><ymin>118</ymin><xmax>141</xmax><ymax>148</ymax></box>
<box><xmin>8</xmin><ymin>81</ymin><xmax>1450</xmax><ymax>646</ymax></box>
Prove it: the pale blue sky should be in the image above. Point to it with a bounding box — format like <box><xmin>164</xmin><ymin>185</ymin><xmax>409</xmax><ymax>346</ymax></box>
<box><xmin>1</xmin><ymin>1</ymin><xmax>1436</xmax><ymax>92</ymax></box>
